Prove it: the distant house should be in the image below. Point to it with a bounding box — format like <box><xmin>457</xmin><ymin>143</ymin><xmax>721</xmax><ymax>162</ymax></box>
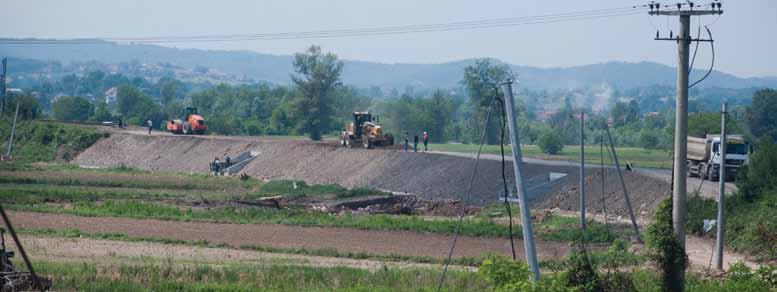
<box><xmin>5</xmin><ymin>88</ymin><xmax>23</xmax><ymax>94</ymax></box>
<box><xmin>104</xmin><ymin>87</ymin><xmax>118</xmax><ymax>104</ymax></box>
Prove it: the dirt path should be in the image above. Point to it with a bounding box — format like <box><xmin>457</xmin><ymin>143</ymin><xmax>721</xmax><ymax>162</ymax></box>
<box><xmin>21</xmin><ymin>235</ymin><xmax>470</xmax><ymax>271</ymax></box>
<box><xmin>8</xmin><ymin>211</ymin><xmax>572</xmax><ymax>260</ymax></box>
<box><xmin>685</xmin><ymin>235</ymin><xmax>758</xmax><ymax>270</ymax></box>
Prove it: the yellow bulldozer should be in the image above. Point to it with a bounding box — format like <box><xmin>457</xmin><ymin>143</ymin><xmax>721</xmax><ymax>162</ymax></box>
<box><xmin>341</xmin><ymin>112</ymin><xmax>394</xmax><ymax>149</ymax></box>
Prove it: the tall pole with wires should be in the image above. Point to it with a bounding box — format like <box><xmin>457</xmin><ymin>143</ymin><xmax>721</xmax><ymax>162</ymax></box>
<box><xmin>579</xmin><ymin>111</ymin><xmax>586</xmax><ymax>231</ymax></box>
<box><xmin>1</xmin><ymin>58</ymin><xmax>6</xmax><ymax>117</ymax></box>
<box><xmin>714</xmin><ymin>101</ymin><xmax>727</xmax><ymax>270</ymax></box>
<box><xmin>502</xmin><ymin>79</ymin><xmax>540</xmax><ymax>281</ymax></box>
<box><xmin>650</xmin><ymin>2</ymin><xmax>723</xmax><ymax>290</ymax></box>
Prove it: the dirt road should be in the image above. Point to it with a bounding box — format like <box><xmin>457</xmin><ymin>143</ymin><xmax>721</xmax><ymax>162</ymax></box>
<box><xmin>9</xmin><ymin>211</ymin><xmax>572</xmax><ymax>260</ymax></box>
<box><xmin>433</xmin><ymin>151</ymin><xmax>737</xmax><ymax>200</ymax></box>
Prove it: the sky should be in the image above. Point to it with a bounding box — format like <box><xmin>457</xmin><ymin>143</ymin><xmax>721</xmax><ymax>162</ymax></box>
<box><xmin>2</xmin><ymin>0</ymin><xmax>776</xmax><ymax>78</ymax></box>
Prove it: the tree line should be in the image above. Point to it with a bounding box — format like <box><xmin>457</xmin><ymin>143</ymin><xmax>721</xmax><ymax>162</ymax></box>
<box><xmin>5</xmin><ymin>46</ymin><xmax>777</xmax><ymax>151</ymax></box>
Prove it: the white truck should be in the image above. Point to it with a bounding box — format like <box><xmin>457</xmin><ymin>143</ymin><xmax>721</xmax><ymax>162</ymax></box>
<box><xmin>687</xmin><ymin>134</ymin><xmax>750</xmax><ymax>181</ymax></box>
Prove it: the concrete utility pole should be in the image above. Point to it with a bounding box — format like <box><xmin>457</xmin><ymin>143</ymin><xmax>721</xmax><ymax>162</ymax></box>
<box><xmin>714</xmin><ymin>101</ymin><xmax>727</xmax><ymax>270</ymax></box>
<box><xmin>604</xmin><ymin>125</ymin><xmax>642</xmax><ymax>242</ymax></box>
<box><xmin>650</xmin><ymin>2</ymin><xmax>723</xmax><ymax>289</ymax></box>
<box><xmin>1</xmin><ymin>58</ymin><xmax>6</xmax><ymax>117</ymax></box>
<box><xmin>7</xmin><ymin>103</ymin><xmax>19</xmax><ymax>157</ymax></box>
<box><xmin>502</xmin><ymin>79</ymin><xmax>540</xmax><ymax>281</ymax></box>
<box><xmin>579</xmin><ymin>111</ymin><xmax>586</xmax><ymax>231</ymax></box>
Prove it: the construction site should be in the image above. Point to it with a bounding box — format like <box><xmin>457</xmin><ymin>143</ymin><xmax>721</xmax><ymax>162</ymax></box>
<box><xmin>3</xmin><ymin>1</ymin><xmax>777</xmax><ymax>291</ymax></box>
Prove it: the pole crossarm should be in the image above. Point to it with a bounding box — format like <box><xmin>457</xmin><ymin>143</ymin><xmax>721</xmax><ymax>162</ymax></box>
<box><xmin>654</xmin><ymin>38</ymin><xmax>714</xmax><ymax>42</ymax></box>
<box><xmin>649</xmin><ymin>10</ymin><xmax>722</xmax><ymax>16</ymax></box>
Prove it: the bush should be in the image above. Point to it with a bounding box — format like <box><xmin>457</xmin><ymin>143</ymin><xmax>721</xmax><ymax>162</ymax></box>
<box><xmin>737</xmin><ymin>138</ymin><xmax>777</xmax><ymax>199</ymax></box>
<box><xmin>538</xmin><ymin>130</ymin><xmax>564</xmax><ymax>155</ymax></box>
<box><xmin>0</xmin><ymin>121</ymin><xmax>103</xmax><ymax>162</ymax></box>
<box><xmin>645</xmin><ymin>198</ymin><xmax>687</xmax><ymax>292</ymax></box>
<box><xmin>478</xmin><ymin>255</ymin><xmax>572</xmax><ymax>292</ymax></box>
<box><xmin>52</xmin><ymin>96</ymin><xmax>93</xmax><ymax>122</ymax></box>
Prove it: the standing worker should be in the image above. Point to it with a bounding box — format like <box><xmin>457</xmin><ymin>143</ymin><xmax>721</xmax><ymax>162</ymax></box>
<box><xmin>403</xmin><ymin>132</ymin><xmax>409</xmax><ymax>152</ymax></box>
<box><xmin>147</xmin><ymin>119</ymin><xmax>153</xmax><ymax>135</ymax></box>
<box><xmin>413</xmin><ymin>134</ymin><xmax>419</xmax><ymax>152</ymax></box>
<box><xmin>423</xmin><ymin>131</ymin><xmax>429</xmax><ymax>152</ymax></box>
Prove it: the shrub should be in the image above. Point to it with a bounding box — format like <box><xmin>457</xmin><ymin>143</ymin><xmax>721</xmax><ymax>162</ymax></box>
<box><xmin>737</xmin><ymin>138</ymin><xmax>777</xmax><ymax>200</ymax></box>
<box><xmin>645</xmin><ymin>198</ymin><xmax>687</xmax><ymax>292</ymax></box>
<box><xmin>478</xmin><ymin>255</ymin><xmax>572</xmax><ymax>292</ymax></box>
<box><xmin>538</xmin><ymin>130</ymin><xmax>564</xmax><ymax>155</ymax></box>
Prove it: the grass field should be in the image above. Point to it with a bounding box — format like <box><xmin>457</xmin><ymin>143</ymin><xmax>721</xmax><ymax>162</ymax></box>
<box><xmin>35</xmin><ymin>259</ymin><xmax>488</xmax><ymax>291</ymax></box>
<box><xmin>0</xmin><ymin>163</ymin><xmax>623</xmax><ymax>242</ymax></box>
<box><xmin>430</xmin><ymin>143</ymin><xmax>673</xmax><ymax>169</ymax></box>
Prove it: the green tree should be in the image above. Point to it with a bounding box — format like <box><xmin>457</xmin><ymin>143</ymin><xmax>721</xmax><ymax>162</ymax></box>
<box><xmin>3</xmin><ymin>93</ymin><xmax>40</xmax><ymax>120</ymax></box>
<box><xmin>462</xmin><ymin>59</ymin><xmax>511</xmax><ymax>145</ymax></box>
<box><xmin>52</xmin><ymin>96</ymin><xmax>92</xmax><ymax>122</ymax></box>
<box><xmin>116</xmin><ymin>85</ymin><xmax>159</xmax><ymax>125</ymax></box>
<box><xmin>91</xmin><ymin>101</ymin><xmax>112</xmax><ymax>122</ymax></box>
<box><xmin>737</xmin><ymin>138</ymin><xmax>777</xmax><ymax>198</ymax></box>
<box><xmin>291</xmin><ymin>45</ymin><xmax>343</xmax><ymax>141</ymax></box>
<box><xmin>538</xmin><ymin>129</ymin><xmax>564</xmax><ymax>155</ymax></box>
<box><xmin>688</xmin><ymin>112</ymin><xmax>743</xmax><ymax>137</ymax></box>
<box><xmin>424</xmin><ymin>90</ymin><xmax>455</xmax><ymax>143</ymax></box>
<box><xmin>747</xmin><ymin>88</ymin><xmax>777</xmax><ymax>140</ymax></box>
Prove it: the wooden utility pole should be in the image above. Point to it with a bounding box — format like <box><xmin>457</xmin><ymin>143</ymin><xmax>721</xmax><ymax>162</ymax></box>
<box><xmin>714</xmin><ymin>101</ymin><xmax>727</xmax><ymax>270</ymax></box>
<box><xmin>649</xmin><ymin>2</ymin><xmax>723</xmax><ymax>289</ymax></box>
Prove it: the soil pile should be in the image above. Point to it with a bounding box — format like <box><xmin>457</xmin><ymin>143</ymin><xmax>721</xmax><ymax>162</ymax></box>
<box><xmin>74</xmin><ymin>133</ymin><xmax>671</xmax><ymax>215</ymax></box>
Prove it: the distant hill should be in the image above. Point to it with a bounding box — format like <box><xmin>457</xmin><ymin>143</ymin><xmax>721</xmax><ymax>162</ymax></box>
<box><xmin>2</xmin><ymin>39</ymin><xmax>776</xmax><ymax>90</ymax></box>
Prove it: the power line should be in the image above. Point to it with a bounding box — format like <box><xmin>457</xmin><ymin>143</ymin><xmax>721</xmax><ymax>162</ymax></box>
<box><xmin>0</xmin><ymin>6</ymin><xmax>647</xmax><ymax>44</ymax></box>
<box><xmin>436</xmin><ymin>92</ymin><xmax>498</xmax><ymax>292</ymax></box>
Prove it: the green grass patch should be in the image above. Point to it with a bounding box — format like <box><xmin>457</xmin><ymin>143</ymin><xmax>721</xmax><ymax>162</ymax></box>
<box><xmin>687</xmin><ymin>191</ymin><xmax>777</xmax><ymax>261</ymax></box>
<box><xmin>0</xmin><ymin>120</ymin><xmax>104</xmax><ymax>162</ymax></box>
<box><xmin>431</xmin><ymin>143</ymin><xmax>672</xmax><ymax>169</ymax></box>
<box><xmin>34</xmin><ymin>260</ymin><xmax>488</xmax><ymax>292</ymax></box>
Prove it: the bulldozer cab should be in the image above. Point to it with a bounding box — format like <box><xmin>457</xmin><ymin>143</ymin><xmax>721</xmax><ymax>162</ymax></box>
<box><xmin>184</xmin><ymin>107</ymin><xmax>199</xmax><ymax>120</ymax></box>
<box><xmin>352</xmin><ymin>112</ymin><xmax>372</xmax><ymax>138</ymax></box>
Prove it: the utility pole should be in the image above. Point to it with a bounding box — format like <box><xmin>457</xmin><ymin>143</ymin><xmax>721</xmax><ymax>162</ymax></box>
<box><xmin>502</xmin><ymin>79</ymin><xmax>540</xmax><ymax>281</ymax></box>
<box><xmin>650</xmin><ymin>2</ymin><xmax>723</xmax><ymax>289</ymax></box>
<box><xmin>604</xmin><ymin>125</ymin><xmax>642</xmax><ymax>242</ymax></box>
<box><xmin>1</xmin><ymin>58</ymin><xmax>6</xmax><ymax>117</ymax></box>
<box><xmin>714</xmin><ymin>101</ymin><xmax>727</xmax><ymax>270</ymax></box>
<box><xmin>579</xmin><ymin>111</ymin><xmax>586</xmax><ymax>231</ymax></box>
<box><xmin>7</xmin><ymin>103</ymin><xmax>19</xmax><ymax>157</ymax></box>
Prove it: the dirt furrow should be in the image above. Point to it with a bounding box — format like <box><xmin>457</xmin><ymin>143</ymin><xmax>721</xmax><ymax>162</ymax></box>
<box><xmin>9</xmin><ymin>211</ymin><xmax>572</xmax><ymax>260</ymax></box>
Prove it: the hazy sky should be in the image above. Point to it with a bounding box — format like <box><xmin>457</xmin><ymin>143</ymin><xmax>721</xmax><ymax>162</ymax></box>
<box><xmin>2</xmin><ymin>0</ymin><xmax>775</xmax><ymax>77</ymax></box>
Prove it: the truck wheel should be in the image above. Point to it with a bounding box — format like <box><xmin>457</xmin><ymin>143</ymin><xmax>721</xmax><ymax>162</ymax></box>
<box><xmin>363</xmin><ymin>136</ymin><xmax>371</xmax><ymax>149</ymax></box>
<box><xmin>183</xmin><ymin>122</ymin><xmax>191</xmax><ymax>135</ymax></box>
<box><xmin>687</xmin><ymin>161</ymin><xmax>697</xmax><ymax>177</ymax></box>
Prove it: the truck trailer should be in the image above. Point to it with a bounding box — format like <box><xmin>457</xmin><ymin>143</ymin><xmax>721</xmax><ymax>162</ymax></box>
<box><xmin>687</xmin><ymin>134</ymin><xmax>750</xmax><ymax>181</ymax></box>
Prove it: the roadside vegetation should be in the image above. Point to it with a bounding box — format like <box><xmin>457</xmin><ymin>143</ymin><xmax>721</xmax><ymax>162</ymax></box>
<box><xmin>35</xmin><ymin>260</ymin><xmax>488</xmax><ymax>292</ymax></box>
<box><xmin>0</xmin><ymin>120</ymin><xmax>104</xmax><ymax>162</ymax></box>
<box><xmin>687</xmin><ymin>138</ymin><xmax>777</xmax><ymax>261</ymax></box>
